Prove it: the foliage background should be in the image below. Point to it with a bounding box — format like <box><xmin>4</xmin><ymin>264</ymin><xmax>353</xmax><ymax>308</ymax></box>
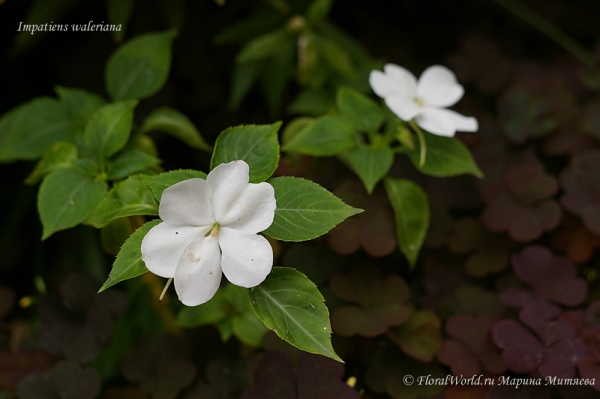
<box><xmin>2</xmin><ymin>0</ymin><xmax>600</xmax><ymax>398</ymax></box>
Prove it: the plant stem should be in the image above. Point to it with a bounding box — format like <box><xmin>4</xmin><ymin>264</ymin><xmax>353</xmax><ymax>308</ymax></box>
<box><xmin>159</xmin><ymin>278</ymin><xmax>173</xmax><ymax>301</ymax></box>
<box><xmin>409</xmin><ymin>120</ymin><xmax>426</xmax><ymax>167</ymax></box>
<box><xmin>492</xmin><ymin>0</ymin><xmax>598</xmax><ymax>67</ymax></box>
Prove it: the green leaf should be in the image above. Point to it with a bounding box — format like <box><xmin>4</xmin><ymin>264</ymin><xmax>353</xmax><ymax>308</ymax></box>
<box><xmin>236</xmin><ymin>28</ymin><xmax>292</xmax><ymax>64</ymax></box>
<box><xmin>139</xmin><ymin>107</ymin><xmax>211</xmax><ymax>152</ymax></box>
<box><xmin>55</xmin><ymin>86</ymin><xmax>106</xmax><ymax>128</ymax></box>
<box><xmin>105</xmin><ymin>30</ymin><xmax>176</xmax><ymax>101</ymax></box>
<box><xmin>107</xmin><ymin>149</ymin><xmax>161</xmax><ymax>180</ymax></box>
<box><xmin>315</xmin><ymin>36</ymin><xmax>357</xmax><ymax>81</ymax></box>
<box><xmin>407</xmin><ymin>133</ymin><xmax>483</xmax><ymax>178</ymax></box>
<box><xmin>147</xmin><ymin>169</ymin><xmax>207</xmax><ymax>201</ymax></box>
<box><xmin>176</xmin><ymin>290</ymin><xmax>228</xmax><ymax>327</ymax></box>
<box><xmin>346</xmin><ymin>145</ymin><xmax>394</xmax><ymax>194</ymax></box>
<box><xmin>287</xmin><ymin>88</ymin><xmax>331</xmax><ymax>116</ymax></box>
<box><xmin>99</xmin><ymin>219</ymin><xmax>161</xmax><ymax>292</ymax></box>
<box><xmin>215</xmin><ymin>12</ymin><xmax>283</xmax><ymax>45</ymax></box>
<box><xmin>84</xmin><ymin>100</ymin><xmax>137</xmax><ymax>162</ymax></box>
<box><xmin>25</xmin><ymin>141</ymin><xmax>78</xmax><ymax>185</ymax></box>
<box><xmin>250</xmin><ymin>267</ymin><xmax>341</xmax><ymax>361</ymax></box>
<box><xmin>263</xmin><ymin>177</ymin><xmax>362</xmax><ymax>241</ymax></box>
<box><xmin>232</xmin><ymin>308</ymin><xmax>269</xmax><ymax>347</ymax></box>
<box><xmin>384</xmin><ymin>178</ymin><xmax>429</xmax><ymax>268</ymax></box>
<box><xmin>306</xmin><ymin>0</ymin><xmax>332</xmax><ymax>24</ymax></box>
<box><xmin>282</xmin><ymin>115</ymin><xmax>356</xmax><ymax>156</ymax></box>
<box><xmin>336</xmin><ymin>87</ymin><xmax>384</xmax><ymax>132</ymax></box>
<box><xmin>0</xmin><ymin>98</ymin><xmax>72</xmax><ymax>162</ymax></box>
<box><xmin>210</xmin><ymin>123</ymin><xmax>281</xmax><ymax>183</ymax></box>
<box><xmin>101</xmin><ymin>217</ymin><xmax>134</xmax><ymax>255</ymax></box>
<box><xmin>86</xmin><ymin>175</ymin><xmax>158</xmax><ymax>228</ymax></box>
<box><xmin>282</xmin><ymin>117</ymin><xmax>313</xmax><ymax>145</ymax></box>
<box><xmin>107</xmin><ymin>0</ymin><xmax>135</xmax><ymax>43</ymax></box>
<box><xmin>38</xmin><ymin>167</ymin><xmax>108</xmax><ymax>239</ymax></box>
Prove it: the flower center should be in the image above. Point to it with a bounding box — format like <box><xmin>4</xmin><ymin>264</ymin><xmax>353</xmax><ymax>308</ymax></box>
<box><xmin>209</xmin><ymin>222</ymin><xmax>221</xmax><ymax>237</ymax></box>
<box><xmin>414</xmin><ymin>97</ymin><xmax>425</xmax><ymax>107</ymax></box>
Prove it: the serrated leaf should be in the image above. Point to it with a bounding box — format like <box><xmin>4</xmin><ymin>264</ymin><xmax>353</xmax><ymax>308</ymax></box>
<box><xmin>336</xmin><ymin>87</ymin><xmax>384</xmax><ymax>132</ymax></box>
<box><xmin>282</xmin><ymin>115</ymin><xmax>356</xmax><ymax>156</ymax></box>
<box><xmin>105</xmin><ymin>30</ymin><xmax>176</xmax><ymax>101</ymax></box>
<box><xmin>86</xmin><ymin>176</ymin><xmax>158</xmax><ymax>228</ymax></box>
<box><xmin>408</xmin><ymin>132</ymin><xmax>483</xmax><ymax>178</ymax></box>
<box><xmin>84</xmin><ymin>100</ymin><xmax>137</xmax><ymax>162</ymax></box>
<box><xmin>138</xmin><ymin>107</ymin><xmax>211</xmax><ymax>152</ymax></box>
<box><xmin>236</xmin><ymin>28</ymin><xmax>292</xmax><ymax>64</ymax></box>
<box><xmin>107</xmin><ymin>149</ymin><xmax>161</xmax><ymax>180</ymax></box>
<box><xmin>384</xmin><ymin>178</ymin><xmax>429</xmax><ymax>268</ymax></box>
<box><xmin>38</xmin><ymin>167</ymin><xmax>107</xmax><ymax>239</ymax></box>
<box><xmin>99</xmin><ymin>219</ymin><xmax>161</xmax><ymax>292</ymax></box>
<box><xmin>346</xmin><ymin>145</ymin><xmax>393</xmax><ymax>194</ymax></box>
<box><xmin>210</xmin><ymin>123</ymin><xmax>281</xmax><ymax>183</ymax></box>
<box><xmin>25</xmin><ymin>141</ymin><xmax>78</xmax><ymax>185</ymax></box>
<box><xmin>263</xmin><ymin>177</ymin><xmax>362</xmax><ymax>241</ymax></box>
<box><xmin>147</xmin><ymin>169</ymin><xmax>207</xmax><ymax>201</ymax></box>
<box><xmin>250</xmin><ymin>267</ymin><xmax>341</xmax><ymax>361</ymax></box>
<box><xmin>0</xmin><ymin>98</ymin><xmax>72</xmax><ymax>162</ymax></box>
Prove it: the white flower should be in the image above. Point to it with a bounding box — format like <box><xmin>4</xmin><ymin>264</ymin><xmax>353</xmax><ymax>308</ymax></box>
<box><xmin>369</xmin><ymin>64</ymin><xmax>478</xmax><ymax>137</ymax></box>
<box><xmin>141</xmin><ymin>160</ymin><xmax>276</xmax><ymax>306</ymax></box>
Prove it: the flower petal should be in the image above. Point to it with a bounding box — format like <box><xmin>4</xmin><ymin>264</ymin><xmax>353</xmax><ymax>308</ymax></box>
<box><xmin>415</xmin><ymin>107</ymin><xmax>457</xmax><ymax>137</ymax></box>
<box><xmin>141</xmin><ymin>222</ymin><xmax>209</xmax><ymax>278</ymax></box>
<box><xmin>160</xmin><ymin>178</ymin><xmax>214</xmax><ymax>226</ymax></box>
<box><xmin>219</xmin><ymin>227</ymin><xmax>273</xmax><ymax>288</ymax></box>
<box><xmin>416</xmin><ymin>65</ymin><xmax>464</xmax><ymax>108</ymax></box>
<box><xmin>174</xmin><ymin>235</ymin><xmax>222</xmax><ymax>306</ymax></box>
<box><xmin>442</xmin><ymin>109</ymin><xmax>479</xmax><ymax>132</ymax></box>
<box><xmin>219</xmin><ymin>182</ymin><xmax>276</xmax><ymax>233</ymax></box>
<box><xmin>385</xmin><ymin>95</ymin><xmax>421</xmax><ymax>121</ymax></box>
<box><xmin>370</xmin><ymin>66</ymin><xmax>416</xmax><ymax>99</ymax></box>
<box><xmin>384</xmin><ymin>64</ymin><xmax>417</xmax><ymax>93</ymax></box>
<box><xmin>207</xmin><ymin>160</ymin><xmax>250</xmax><ymax>222</ymax></box>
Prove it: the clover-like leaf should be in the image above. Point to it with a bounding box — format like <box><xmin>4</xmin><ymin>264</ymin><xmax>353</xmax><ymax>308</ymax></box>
<box><xmin>390</xmin><ymin>310</ymin><xmax>442</xmax><ymax>362</ymax></box>
<box><xmin>328</xmin><ymin>180</ymin><xmax>396</xmax><ymax>257</ymax></box>
<box><xmin>330</xmin><ymin>264</ymin><xmax>412</xmax><ymax>337</ymax></box>
<box><xmin>560</xmin><ymin>150</ymin><xmax>600</xmax><ymax>236</ymax></box>
<box><xmin>482</xmin><ymin>161</ymin><xmax>561</xmax><ymax>242</ymax></box>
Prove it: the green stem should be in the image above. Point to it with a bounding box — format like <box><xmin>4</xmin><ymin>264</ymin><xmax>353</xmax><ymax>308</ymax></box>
<box><xmin>159</xmin><ymin>278</ymin><xmax>173</xmax><ymax>301</ymax></box>
<box><xmin>409</xmin><ymin>120</ymin><xmax>426</xmax><ymax>167</ymax></box>
<box><xmin>492</xmin><ymin>0</ymin><xmax>598</xmax><ymax>67</ymax></box>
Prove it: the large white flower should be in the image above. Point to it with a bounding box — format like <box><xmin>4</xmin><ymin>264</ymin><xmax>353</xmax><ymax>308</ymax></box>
<box><xmin>141</xmin><ymin>160</ymin><xmax>276</xmax><ymax>306</ymax></box>
<box><xmin>369</xmin><ymin>64</ymin><xmax>478</xmax><ymax>137</ymax></box>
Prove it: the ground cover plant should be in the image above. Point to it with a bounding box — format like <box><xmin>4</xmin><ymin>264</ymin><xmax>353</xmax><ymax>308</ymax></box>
<box><xmin>1</xmin><ymin>0</ymin><xmax>600</xmax><ymax>398</ymax></box>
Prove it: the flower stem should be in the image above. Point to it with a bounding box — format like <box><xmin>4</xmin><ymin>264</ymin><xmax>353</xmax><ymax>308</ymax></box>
<box><xmin>409</xmin><ymin>120</ymin><xmax>427</xmax><ymax>167</ymax></box>
<box><xmin>492</xmin><ymin>0</ymin><xmax>598</xmax><ymax>67</ymax></box>
<box><xmin>159</xmin><ymin>278</ymin><xmax>173</xmax><ymax>301</ymax></box>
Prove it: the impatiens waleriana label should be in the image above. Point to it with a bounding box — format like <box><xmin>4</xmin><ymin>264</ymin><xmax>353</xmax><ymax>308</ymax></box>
<box><xmin>369</xmin><ymin>64</ymin><xmax>478</xmax><ymax>137</ymax></box>
<box><xmin>141</xmin><ymin>160</ymin><xmax>276</xmax><ymax>306</ymax></box>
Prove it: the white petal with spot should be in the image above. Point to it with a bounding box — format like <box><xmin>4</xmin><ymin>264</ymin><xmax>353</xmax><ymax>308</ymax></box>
<box><xmin>141</xmin><ymin>222</ymin><xmax>209</xmax><ymax>278</ymax></box>
<box><xmin>174</xmin><ymin>236</ymin><xmax>222</xmax><ymax>306</ymax></box>
<box><xmin>219</xmin><ymin>227</ymin><xmax>273</xmax><ymax>288</ymax></box>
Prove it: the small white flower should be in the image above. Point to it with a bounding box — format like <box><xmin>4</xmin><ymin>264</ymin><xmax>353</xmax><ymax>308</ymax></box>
<box><xmin>369</xmin><ymin>64</ymin><xmax>478</xmax><ymax>137</ymax></box>
<box><xmin>141</xmin><ymin>160</ymin><xmax>276</xmax><ymax>306</ymax></box>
